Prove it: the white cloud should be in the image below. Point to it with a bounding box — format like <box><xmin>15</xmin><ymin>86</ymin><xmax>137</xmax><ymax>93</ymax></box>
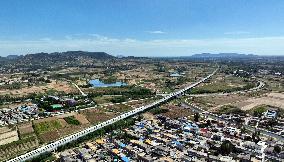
<box><xmin>0</xmin><ymin>35</ymin><xmax>284</xmax><ymax>56</ymax></box>
<box><xmin>146</xmin><ymin>30</ymin><xmax>166</xmax><ymax>34</ymax></box>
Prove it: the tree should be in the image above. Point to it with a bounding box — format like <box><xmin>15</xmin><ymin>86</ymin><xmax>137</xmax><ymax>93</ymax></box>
<box><xmin>240</xmin><ymin>126</ymin><xmax>247</xmax><ymax>134</ymax></box>
<box><xmin>274</xmin><ymin>145</ymin><xmax>282</xmax><ymax>154</ymax></box>
<box><xmin>206</xmin><ymin>120</ymin><xmax>211</xmax><ymax>127</ymax></box>
<box><xmin>220</xmin><ymin>140</ymin><xmax>235</xmax><ymax>155</ymax></box>
<box><xmin>252</xmin><ymin>130</ymin><xmax>261</xmax><ymax>143</ymax></box>
<box><xmin>253</xmin><ymin>106</ymin><xmax>267</xmax><ymax>117</ymax></box>
<box><xmin>194</xmin><ymin>112</ymin><xmax>200</xmax><ymax>122</ymax></box>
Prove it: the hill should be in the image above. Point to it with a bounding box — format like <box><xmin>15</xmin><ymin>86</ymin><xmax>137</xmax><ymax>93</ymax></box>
<box><xmin>6</xmin><ymin>55</ymin><xmax>20</xmax><ymax>60</ymax></box>
<box><xmin>191</xmin><ymin>53</ymin><xmax>257</xmax><ymax>58</ymax></box>
<box><xmin>24</xmin><ymin>51</ymin><xmax>114</xmax><ymax>60</ymax></box>
<box><xmin>0</xmin><ymin>51</ymin><xmax>115</xmax><ymax>71</ymax></box>
<box><xmin>15</xmin><ymin>51</ymin><xmax>114</xmax><ymax>66</ymax></box>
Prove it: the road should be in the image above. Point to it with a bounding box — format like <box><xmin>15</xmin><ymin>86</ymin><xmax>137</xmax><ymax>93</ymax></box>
<box><xmin>71</xmin><ymin>82</ymin><xmax>87</xmax><ymax>96</ymax></box>
<box><xmin>7</xmin><ymin>69</ymin><xmax>219</xmax><ymax>162</ymax></box>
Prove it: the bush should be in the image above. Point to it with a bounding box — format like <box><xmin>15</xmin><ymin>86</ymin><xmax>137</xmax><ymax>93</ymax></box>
<box><xmin>219</xmin><ymin>140</ymin><xmax>236</xmax><ymax>155</ymax></box>
<box><xmin>249</xmin><ymin>105</ymin><xmax>267</xmax><ymax>117</ymax></box>
<box><xmin>218</xmin><ymin>105</ymin><xmax>244</xmax><ymax>115</ymax></box>
<box><xmin>87</xmin><ymin>86</ymin><xmax>153</xmax><ymax>99</ymax></box>
<box><xmin>64</xmin><ymin>116</ymin><xmax>80</xmax><ymax>125</ymax></box>
<box><xmin>26</xmin><ymin>152</ymin><xmax>55</xmax><ymax>162</ymax></box>
<box><xmin>110</xmin><ymin>96</ymin><xmax>127</xmax><ymax>103</ymax></box>
<box><xmin>102</xmin><ymin>76</ymin><xmax>117</xmax><ymax>84</ymax></box>
<box><xmin>149</xmin><ymin>107</ymin><xmax>169</xmax><ymax>115</ymax></box>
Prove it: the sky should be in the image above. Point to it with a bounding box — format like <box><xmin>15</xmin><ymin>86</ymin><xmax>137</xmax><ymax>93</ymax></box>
<box><xmin>0</xmin><ymin>0</ymin><xmax>284</xmax><ymax>57</ymax></box>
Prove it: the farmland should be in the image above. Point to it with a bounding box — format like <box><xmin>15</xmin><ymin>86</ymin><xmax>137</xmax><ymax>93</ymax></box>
<box><xmin>34</xmin><ymin>120</ymin><xmax>62</xmax><ymax>134</ymax></box>
<box><xmin>190</xmin><ymin>74</ymin><xmax>256</xmax><ymax>94</ymax></box>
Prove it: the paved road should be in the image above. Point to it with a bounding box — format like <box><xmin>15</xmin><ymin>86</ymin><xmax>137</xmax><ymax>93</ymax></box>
<box><xmin>7</xmin><ymin>69</ymin><xmax>219</xmax><ymax>162</ymax></box>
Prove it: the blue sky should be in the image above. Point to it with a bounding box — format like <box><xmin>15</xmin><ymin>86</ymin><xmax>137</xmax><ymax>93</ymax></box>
<box><xmin>0</xmin><ymin>0</ymin><xmax>284</xmax><ymax>56</ymax></box>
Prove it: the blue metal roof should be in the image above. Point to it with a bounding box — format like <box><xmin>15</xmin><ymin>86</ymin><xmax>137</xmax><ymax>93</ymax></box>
<box><xmin>121</xmin><ymin>156</ymin><xmax>130</xmax><ymax>162</ymax></box>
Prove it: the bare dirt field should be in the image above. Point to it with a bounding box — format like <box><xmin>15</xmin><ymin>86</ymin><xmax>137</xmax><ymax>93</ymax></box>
<box><xmin>33</xmin><ymin>116</ymin><xmax>58</xmax><ymax>124</ymax></box>
<box><xmin>106</xmin><ymin>104</ymin><xmax>133</xmax><ymax>113</ymax></box>
<box><xmin>74</xmin><ymin>114</ymin><xmax>90</xmax><ymax>125</ymax></box>
<box><xmin>161</xmin><ymin>105</ymin><xmax>194</xmax><ymax>119</ymax></box>
<box><xmin>57</xmin><ymin>124</ymin><xmax>90</xmax><ymax>138</ymax></box>
<box><xmin>39</xmin><ymin>130</ymin><xmax>61</xmax><ymax>143</ymax></box>
<box><xmin>0</xmin><ymin>127</ymin><xmax>12</xmax><ymax>134</ymax></box>
<box><xmin>0</xmin><ymin>127</ymin><xmax>19</xmax><ymax>146</ymax></box>
<box><xmin>56</xmin><ymin>112</ymin><xmax>77</xmax><ymax>118</ymax></box>
<box><xmin>267</xmin><ymin>92</ymin><xmax>284</xmax><ymax>100</ymax></box>
<box><xmin>0</xmin><ymin>135</ymin><xmax>19</xmax><ymax>146</ymax></box>
<box><xmin>0</xmin><ymin>80</ymin><xmax>77</xmax><ymax>97</ymax></box>
<box><xmin>18</xmin><ymin>122</ymin><xmax>34</xmax><ymax>135</ymax></box>
<box><xmin>81</xmin><ymin>109</ymin><xmax>116</xmax><ymax>124</ymax></box>
<box><xmin>190</xmin><ymin>94</ymin><xmax>248</xmax><ymax>111</ymax></box>
<box><xmin>58</xmin><ymin>118</ymin><xmax>68</xmax><ymax>128</ymax></box>
<box><xmin>234</xmin><ymin>92</ymin><xmax>284</xmax><ymax>110</ymax></box>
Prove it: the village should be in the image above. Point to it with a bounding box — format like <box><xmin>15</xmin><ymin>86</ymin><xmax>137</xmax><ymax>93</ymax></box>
<box><xmin>56</xmin><ymin>110</ymin><xmax>284</xmax><ymax>162</ymax></box>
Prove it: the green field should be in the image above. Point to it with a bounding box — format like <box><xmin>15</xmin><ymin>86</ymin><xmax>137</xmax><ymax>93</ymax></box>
<box><xmin>34</xmin><ymin>120</ymin><xmax>62</xmax><ymax>134</ymax></box>
<box><xmin>108</xmin><ymin>104</ymin><xmax>132</xmax><ymax>113</ymax></box>
<box><xmin>191</xmin><ymin>76</ymin><xmax>255</xmax><ymax>94</ymax></box>
<box><xmin>217</xmin><ymin>105</ymin><xmax>244</xmax><ymax>115</ymax></box>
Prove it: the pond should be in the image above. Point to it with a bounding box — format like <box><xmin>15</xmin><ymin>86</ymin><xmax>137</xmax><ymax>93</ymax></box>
<box><xmin>89</xmin><ymin>79</ymin><xmax>127</xmax><ymax>87</ymax></box>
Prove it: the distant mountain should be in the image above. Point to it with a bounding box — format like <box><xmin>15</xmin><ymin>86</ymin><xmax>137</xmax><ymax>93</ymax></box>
<box><xmin>24</xmin><ymin>51</ymin><xmax>114</xmax><ymax>60</ymax></box>
<box><xmin>116</xmin><ymin>55</ymin><xmax>125</xmax><ymax>58</ymax></box>
<box><xmin>191</xmin><ymin>53</ymin><xmax>258</xmax><ymax>58</ymax></box>
<box><xmin>0</xmin><ymin>51</ymin><xmax>116</xmax><ymax>71</ymax></box>
<box><xmin>6</xmin><ymin>55</ymin><xmax>20</xmax><ymax>59</ymax></box>
<box><xmin>2</xmin><ymin>51</ymin><xmax>116</xmax><ymax>69</ymax></box>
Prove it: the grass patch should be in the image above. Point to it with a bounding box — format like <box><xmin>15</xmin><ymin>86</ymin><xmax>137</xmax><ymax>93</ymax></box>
<box><xmin>82</xmin><ymin>110</ymin><xmax>115</xmax><ymax>124</ymax></box>
<box><xmin>110</xmin><ymin>96</ymin><xmax>127</xmax><ymax>103</ymax></box>
<box><xmin>247</xmin><ymin>105</ymin><xmax>284</xmax><ymax>117</ymax></box>
<box><xmin>107</xmin><ymin>104</ymin><xmax>132</xmax><ymax>113</ymax></box>
<box><xmin>191</xmin><ymin>76</ymin><xmax>255</xmax><ymax>94</ymax></box>
<box><xmin>149</xmin><ymin>107</ymin><xmax>169</xmax><ymax>115</ymax></box>
<box><xmin>93</xmin><ymin>96</ymin><xmax>113</xmax><ymax>104</ymax></box>
<box><xmin>20</xmin><ymin>132</ymin><xmax>36</xmax><ymax>140</ymax></box>
<box><xmin>247</xmin><ymin>105</ymin><xmax>268</xmax><ymax>117</ymax></box>
<box><xmin>217</xmin><ymin>105</ymin><xmax>244</xmax><ymax>115</ymax></box>
<box><xmin>26</xmin><ymin>152</ymin><xmax>56</xmax><ymax>162</ymax></box>
<box><xmin>34</xmin><ymin>120</ymin><xmax>62</xmax><ymax>134</ymax></box>
<box><xmin>64</xmin><ymin>116</ymin><xmax>81</xmax><ymax>125</ymax></box>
